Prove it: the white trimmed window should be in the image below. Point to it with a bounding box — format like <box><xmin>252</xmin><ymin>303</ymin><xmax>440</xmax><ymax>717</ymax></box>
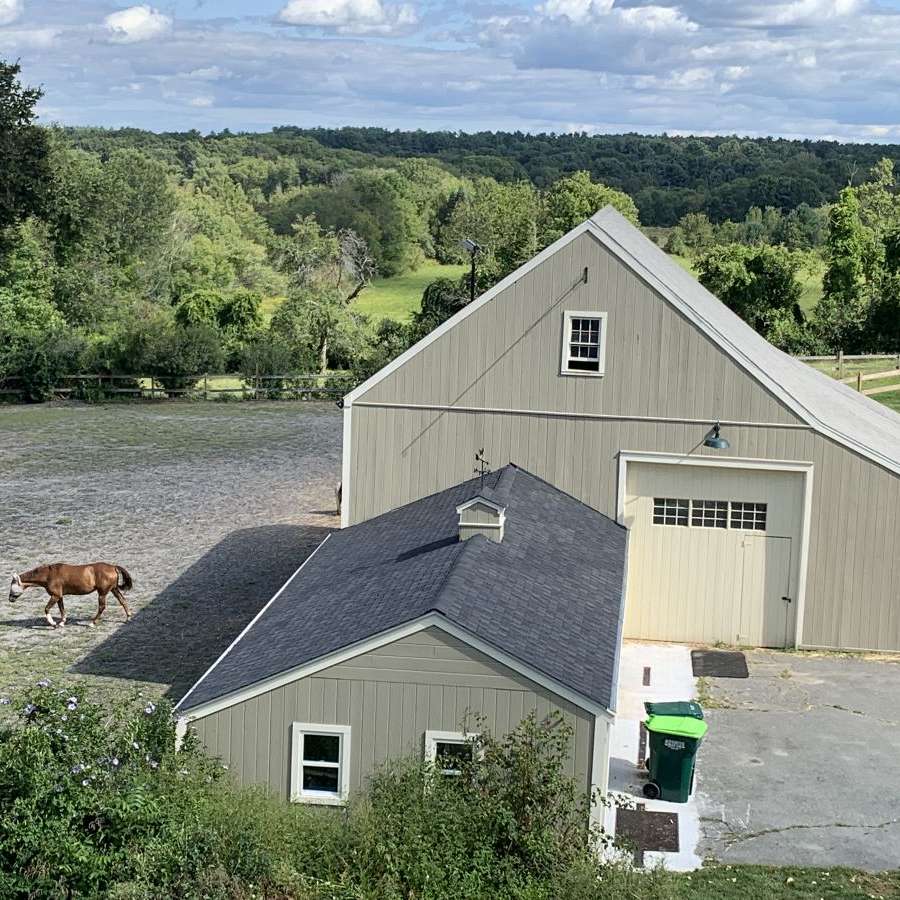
<box><xmin>691</xmin><ymin>499</ymin><xmax>728</xmax><ymax>529</ymax></box>
<box><xmin>653</xmin><ymin>497</ymin><xmax>689</xmax><ymax>526</ymax></box>
<box><xmin>424</xmin><ymin>730</ymin><xmax>477</xmax><ymax>776</ymax></box>
<box><xmin>730</xmin><ymin>501</ymin><xmax>767</xmax><ymax>531</ymax></box>
<box><xmin>561</xmin><ymin>311</ymin><xmax>607</xmax><ymax>376</ymax></box>
<box><xmin>290</xmin><ymin>723</ymin><xmax>351</xmax><ymax>804</ymax></box>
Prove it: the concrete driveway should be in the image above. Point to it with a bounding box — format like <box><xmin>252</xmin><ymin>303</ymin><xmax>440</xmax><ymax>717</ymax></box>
<box><xmin>697</xmin><ymin>649</ymin><xmax>900</xmax><ymax>871</ymax></box>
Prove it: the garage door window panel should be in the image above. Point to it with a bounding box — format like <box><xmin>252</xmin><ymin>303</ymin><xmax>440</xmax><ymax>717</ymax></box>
<box><xmin>691</xmin><ymin>500</ymin><xmax>728</xmax><ymax>529</ymax></box>
<box><xmin>731</xmin><ymin>502</ymin><xmax>767</xmax><ymax>531</ymax></box>
<box><xmin>653</xmin><ymin>498</ymin><xmax>689</xmax><ymax>526</ymax></box>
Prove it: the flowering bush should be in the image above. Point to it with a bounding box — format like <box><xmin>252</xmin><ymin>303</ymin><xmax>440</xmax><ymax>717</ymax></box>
<box><xmin>0</xmin><ymin>682</ymin><xmax>223</xmax><ymax>898</ymax></box>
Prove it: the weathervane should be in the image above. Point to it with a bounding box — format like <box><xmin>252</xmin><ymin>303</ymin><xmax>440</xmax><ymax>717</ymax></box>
<box><xmin>474</xmin><ymin>448</ymin><xmax>491</xmax><ymax>489</ymax></box>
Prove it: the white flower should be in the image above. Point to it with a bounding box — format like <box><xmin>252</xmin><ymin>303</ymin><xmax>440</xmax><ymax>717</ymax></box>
<box><xmin>0</xmin><ymin>697</ymin><xmax>10</xmax><ymax>705</ymax></box>
<box><xmin>61</xmin><ymin>715</ymin><xmax>67</xmax><ymax>722</ymax></box>
<box><xmin>71</xmin><ymin>764</ymin><xmax>83</xmax><ymax>774</ymax></box>
<box><xmin>66</xmin><ymin>697</ymin><xmax>78</xmax><ymax>710</ymax></box>
<box><xmin>23</xmin><ymin>704</ymin><xmax>36</xmax><ymax>716</ymax></box>
<box><xmin>144</xmin><ymin>702</ymin><xmax>156</xmax><ymax>715</ymax></box>
<box><xmin>132</xmin><ymin>741</ymin><xmax>140</xmax><ymax>750</ymax></box>
<box><xmin>37</xmin><ymin>679</ymin><xmax>50</xmax><ymax>687</ymax></box>
<box><xmin>81</xmin><ymin>778</ymin><xmax>89</xmax><ymax>787</ymax></box>
<box><xmin>149</xmin><ymin>760</ymin><xmax>158</xmax><ymax>769</ymax></box>
<box><xmin>112</xmin><ymin>757</ymin><xmax>119</xmax><ymax>767</ymax></box>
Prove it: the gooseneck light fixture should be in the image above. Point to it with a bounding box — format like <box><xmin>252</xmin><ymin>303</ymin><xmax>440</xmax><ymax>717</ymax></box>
<box><xmin>704</xmin><ymin>421</ymin><xmax>730</xmax><ymax>450</ymax></box>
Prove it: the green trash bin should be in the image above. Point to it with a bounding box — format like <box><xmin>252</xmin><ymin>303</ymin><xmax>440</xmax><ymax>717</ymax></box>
<box><xmin>643</xmin><ymin>715</ymin><xmax>708</xmax><ymax>803</ymax></box>
<box><xmin>643</xmin><ymin>700</ymin><xmax>704</xmax><ymax>720</ymax></box>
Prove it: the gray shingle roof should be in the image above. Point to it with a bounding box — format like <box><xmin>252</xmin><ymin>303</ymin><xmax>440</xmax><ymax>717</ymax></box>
<box><xmin>178</xmin><ymin>465</ymin><xmax>627</xmax><ymax>713</ymax></box>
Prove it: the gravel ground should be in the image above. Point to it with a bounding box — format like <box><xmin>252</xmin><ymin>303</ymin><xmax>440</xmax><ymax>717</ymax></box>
<box><xmin>0</xmin><ymin>401</ymin><xmax>341</xmax><ymax>705</ymax></box>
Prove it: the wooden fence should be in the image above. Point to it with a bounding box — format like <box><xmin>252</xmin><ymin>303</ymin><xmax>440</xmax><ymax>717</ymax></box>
<box><xmin>0</xmin><ymin>373</ymin><xmax>357</xmax><ymax>402</ymax></box>
<box><xmin>796</xmin><ymin>352</ymin><xmax>900</xmax><ymax>397</ymax></box>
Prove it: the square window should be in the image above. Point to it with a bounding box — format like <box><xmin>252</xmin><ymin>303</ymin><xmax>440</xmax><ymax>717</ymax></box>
<box><xmin>561</xmin><ymin>311</ymin><xmax>607</xmax><ymax>376</ymax></box>
<box><xmin>730</xmin><ymin>502</ymin><xmax>767</xmax><ymax>531</ymax></box>
<box><xmin>653</xmin><ymin>497</ymin><xmax>689</xmax><ymax>526</ymax></box>
<box><xmin>291</xmin><ymin>723</ymin><xmax>351</xmax><ymax>804</ymax></box>
<box><xmin>425</xmin><ymin>730</ymin><xmax>479</xmax><ymax>776</ymax></box>
<box><xmin>691</xmin><ymin>500</ymin><xmax>728</xmax><ymax>529</ymax></box>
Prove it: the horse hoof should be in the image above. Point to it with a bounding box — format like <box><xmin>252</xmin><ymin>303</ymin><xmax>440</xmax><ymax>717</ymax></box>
<box><xmin>88</xmin><ymin>622</ymin><xmax>95</xmax><ymax>628</ymax></box>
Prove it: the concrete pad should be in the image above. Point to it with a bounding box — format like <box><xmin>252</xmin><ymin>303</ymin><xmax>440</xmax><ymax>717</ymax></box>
<box><xmin>608</xmin><ymin>641</ymin><xmax>702</xmax><ymax>871</ymax></box>
<box><xmin>697</xmin><ymin>649</ymin><xmax>900</xmax><ymax>871</ymax></box>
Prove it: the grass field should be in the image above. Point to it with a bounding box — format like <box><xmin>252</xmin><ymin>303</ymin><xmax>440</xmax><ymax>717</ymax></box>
<box><xmin>353</xmin><ymin>260</ymin><xmax>468</xmax><ymax>321</ymax></box>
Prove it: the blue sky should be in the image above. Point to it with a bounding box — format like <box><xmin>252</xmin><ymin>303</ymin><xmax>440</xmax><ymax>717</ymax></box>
<box><xmin>3</xmin><ymin>0</ymin><xmax>900</xmax><ymax>140</ymax></box>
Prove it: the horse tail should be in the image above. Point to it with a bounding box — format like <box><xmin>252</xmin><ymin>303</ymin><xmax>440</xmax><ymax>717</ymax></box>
<box><xmin>115</xmin><ymin>566</ymin><xmax>133</xmax><ymax>591</ymax></box>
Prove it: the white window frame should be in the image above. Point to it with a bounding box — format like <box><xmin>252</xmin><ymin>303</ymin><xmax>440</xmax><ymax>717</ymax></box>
<box><xmin>424</xmin><ymin>730</ymin><xmax>479</xmax><ymax>776</ymax></box>
<box><xmin>560</xmin><ymin>311</ymin><xmax>608</xmax><ymax>377</ymax></box>
<box><xmin>290</xmin><ymin>722</ymin><xmax>351</xmax><ymax>805</ymax></box>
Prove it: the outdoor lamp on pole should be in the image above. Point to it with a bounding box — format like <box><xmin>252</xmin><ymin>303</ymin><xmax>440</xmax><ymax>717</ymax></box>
<box><xmin>461</xmin><ymin>238</ymin><xmax>481</xmax><ymax>304</ymax></box>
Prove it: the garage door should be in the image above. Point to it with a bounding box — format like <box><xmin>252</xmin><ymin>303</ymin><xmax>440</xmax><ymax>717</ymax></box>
<box><xmin>622</xmin><ymin>462</ymin><xmax>804</xmax><ymax>648</ymax></box>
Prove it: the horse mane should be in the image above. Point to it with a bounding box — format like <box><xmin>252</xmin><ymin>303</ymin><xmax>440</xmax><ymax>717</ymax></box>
<box><xmin>20</xmin><ymin>565</ymin><xmax>50</xmax><ymax>583</ymax></box>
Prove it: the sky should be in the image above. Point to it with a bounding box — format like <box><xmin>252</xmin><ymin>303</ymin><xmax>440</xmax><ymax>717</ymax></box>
<box><xmin>3</xmin><ymin>0</ymin><xmax>900</xmax><ymax>140</ymax></box>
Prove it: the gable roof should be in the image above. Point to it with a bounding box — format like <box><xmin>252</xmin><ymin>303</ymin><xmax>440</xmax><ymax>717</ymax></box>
<box><xmin>347</xmin><ymin>206</ymin><xmax>900</xmax><ymax>478</ymax></box>
<box><xmin>177</xmin><ymin>465</ymin><xmax>627</xmax><ymax>714</ymax></box>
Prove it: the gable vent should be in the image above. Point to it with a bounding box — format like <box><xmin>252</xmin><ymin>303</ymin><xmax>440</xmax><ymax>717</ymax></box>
<box><xmin>456</xmin><ymin>496</ymin><xmax>506</xmax><ymax>543</ymax></box>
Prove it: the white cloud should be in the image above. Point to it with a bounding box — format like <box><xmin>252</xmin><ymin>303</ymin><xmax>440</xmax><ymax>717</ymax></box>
<box><xmin>189</xmin><ymin>95</ymin><xmax>214</xmax><ymax>107</ymax></box>
<box><xmin>0</xmin><ymin>0</ymin><xmax>23</xmax><ymax>27</ymax></box>
<box><xmin>278</xmin><ymin>0</ymin><xmax>416</xmax><ymax>32</ymax></box>
<box><xmin>617</xmin><ymin>6</ymin><xmax>698</xmax><ymax>34</ymax></box>
<box><xmin>0</xmin><ymin>27</ymin><xmax>59</xmax><ymax>49</ymax></box>
<box><xmin>538</xmin><ymin>0</ymin><xmax>614</xmax><ymax>24</ymax></box>
<box><xmin>104</xmin><ymin>5</ymin><xmax>172</xmax><ymax>44</ymax></box>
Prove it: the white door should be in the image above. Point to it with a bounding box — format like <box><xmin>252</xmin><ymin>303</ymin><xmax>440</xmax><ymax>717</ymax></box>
<box><xmin>623</xmin><ymin>462</ymin><xmax>803</xmax><ymax>647</ymax></box>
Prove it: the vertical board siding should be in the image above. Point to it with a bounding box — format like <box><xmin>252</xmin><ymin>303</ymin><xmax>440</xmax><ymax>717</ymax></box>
<box><xmin>191</xmin><ymin>627</ymin><xmax>596</xmax><ymax>803</ymax></box>
<box><xmin>345</xmin><ymin>230</ymin><xmax>900</xmax><ymax>653</ymax></box>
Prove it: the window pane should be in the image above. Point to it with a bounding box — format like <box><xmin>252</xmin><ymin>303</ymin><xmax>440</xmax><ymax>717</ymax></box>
<box><xmin>304</xmin><ymin>734</ymin><xmax>340</xmax><ymax>763</ymax></box>
<box><xmin>730</xmin><ymin>501</ymin><xmax>767</xmax><ymax>531</ymax></box>
<box><xmin>302</xmin><ymin>765</ymin><xmax>339</xmax><ymax>793</ymax></box>
<box><xmin>435</xmin><ymin>741</ymin><xmax>472</xmax><ymax>774</ymax></box>
<box><xmin>691</xmin><ymin>499</ymin><xmax>728</xmax><ymax>528</ymax></box>
<box><xmin>653</xmin><ymin>497</ymin><xmax>689</xmax><ymax>526</ymax></box>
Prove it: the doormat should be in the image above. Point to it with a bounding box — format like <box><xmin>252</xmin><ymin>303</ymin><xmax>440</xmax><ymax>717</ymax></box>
<box><xmin>615</xmin><ymin>807</ymin><xmax>679</xmax><ymax>866</ymax></box>
<box><xmin>691</xmin><ymin>649</ymin><xmax>749</xmax><ymax>678</ymax></box>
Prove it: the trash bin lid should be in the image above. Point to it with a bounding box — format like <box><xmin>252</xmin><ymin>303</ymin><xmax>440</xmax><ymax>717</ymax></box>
<box><xmin>643</xmin><ymin>700</ymin><xmax>704</xmax><ymax>720</ymax></box>
<box><xmin>645</xmin><ymin>715</ymin><xmax>708</xmax><ymax>739</ymax></box>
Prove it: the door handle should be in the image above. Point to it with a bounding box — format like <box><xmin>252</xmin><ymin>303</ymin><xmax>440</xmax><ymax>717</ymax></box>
<box><xmin>782</xmin><ymin>596</ymin><xmax>792</xmax><ymax>604</ymax></box>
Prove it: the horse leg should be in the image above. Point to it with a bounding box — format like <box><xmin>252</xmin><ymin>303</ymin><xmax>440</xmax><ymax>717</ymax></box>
<box><xmin>57</xmin><ymin>597</ymin><xmax>67</xmax><ymax>628</ymax></box>
<box><xmin>91</xmin><ymin>592</ymin><xmax>107</xmax><ymax>627</ymax></box>
<box><xmin>44</xmin><ymin>596</ymin><xmax>60</xmax><ymax>628</ymax></box>
<box><xmin>111</xmin><ymin>587</ymin><xmax>131</xmax><ymax>621</ymax></box>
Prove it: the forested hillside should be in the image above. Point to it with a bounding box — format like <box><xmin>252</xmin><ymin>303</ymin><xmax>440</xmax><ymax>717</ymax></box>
<box><xmin>2</xmin><ymin>60</ymin><xmax>899</xmax><ymax>402</ymax></box>
<box><xmin>74</xmin><ymin>125</ymin><xmax>900</xmax><ymax>227</ymax></box>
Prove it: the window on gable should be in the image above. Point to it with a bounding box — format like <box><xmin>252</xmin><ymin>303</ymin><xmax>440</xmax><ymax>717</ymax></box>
<box><xmin>424</xmin><ymin>730</ymin><xmax>477</xmax><ymax>776</ymax></box>
<box><xmin>561</xmin><ymin>311</ymin><xmax>607</xmax><ymax>376</ymax></box>
<box><xmin>290</xmin><ymin>723</ymin><xmax>351</xmax><ymax>804</ymax></box>
<box><xmin>653</xmin><ymin>497</ymin><xmax>689</xmax><ymax>526</ymax></box>
<box><xmin>730</xmin><ymin>501</ymin><xmax>767</xmax><ymax>531</ymax></box>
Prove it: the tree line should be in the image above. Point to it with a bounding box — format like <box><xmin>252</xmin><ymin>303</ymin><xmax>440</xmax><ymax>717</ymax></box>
<box><xmin>1</xmin><ymin>59</ymin><xmax>898</xmax><ymax>402</ymax></box>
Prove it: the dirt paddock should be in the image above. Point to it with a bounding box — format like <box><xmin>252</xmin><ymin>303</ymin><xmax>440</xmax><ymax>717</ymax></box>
<box><xmin>0</xmin><ymin>401</ymin><xmax>342</xmax><ymax>704</ymax></box>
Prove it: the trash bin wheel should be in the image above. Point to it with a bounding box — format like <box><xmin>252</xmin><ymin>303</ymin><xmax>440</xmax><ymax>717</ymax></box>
<box><xmin>642</xmin><ymin>781</ymin><xmax>661</xmax><ymax>800</ymax></box>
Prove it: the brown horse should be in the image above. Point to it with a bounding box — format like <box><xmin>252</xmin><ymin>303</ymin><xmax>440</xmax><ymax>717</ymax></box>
<box><xmin>8</xmin><ymin>563</ymin><xmax>133</xmax><ymax>628</ymax></box>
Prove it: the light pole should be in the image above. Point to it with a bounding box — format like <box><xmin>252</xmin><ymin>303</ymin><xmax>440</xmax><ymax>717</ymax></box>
<box><xmin>461</xmin><ymin>238</ymin><xmax>481</xmax><ymax>305</ymax></box>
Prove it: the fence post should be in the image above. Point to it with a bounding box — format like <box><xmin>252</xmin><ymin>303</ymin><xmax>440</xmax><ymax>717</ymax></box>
<box><xmin>204</xmin><ymin>373</ymin><xmax>209</xmax><ymax>401</ymax></box>
<box><xmin>838</xmin><ymin>350</ymin><xmax>844</xmax><ymax>380</ymax></box>
<box><xmin>856</xmin><ymin>371</ymin><xmax>862</xmax><ymax>392</ymax></box>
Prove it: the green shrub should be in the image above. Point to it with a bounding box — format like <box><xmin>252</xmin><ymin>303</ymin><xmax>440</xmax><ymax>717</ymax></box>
<box><xmin>0</xmin><ymin>686</ymin><xmax>619</xmax><ymax>899</ymax></box>
<box><xmin>1</xmin><ymin>327</ymin><xmax>86</xmax><ymax>402</ymax></box>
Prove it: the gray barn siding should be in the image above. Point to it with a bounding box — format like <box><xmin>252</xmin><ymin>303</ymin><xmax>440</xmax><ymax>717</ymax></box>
<box><xmin>347</xmin><ymin>233</ymin><xmax>900</xmax><ymax>652</ymax></box>
<box><xmin>191</xmin><ymin>627</ymin><xmax>596</xmax><ymax>801</ymax></box>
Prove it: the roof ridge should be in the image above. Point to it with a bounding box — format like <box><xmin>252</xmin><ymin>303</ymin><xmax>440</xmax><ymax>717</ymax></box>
<box><xmin>507</xmin><ymin>463</ymin><xmax>629</xmax><ymax>529</ymax></box>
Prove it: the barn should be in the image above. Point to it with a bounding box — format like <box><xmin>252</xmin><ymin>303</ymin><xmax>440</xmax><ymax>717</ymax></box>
<box><xmin>341</xmin><ymin>206</ymin><xmax>900</xmax><ymax>652</ymax></box>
